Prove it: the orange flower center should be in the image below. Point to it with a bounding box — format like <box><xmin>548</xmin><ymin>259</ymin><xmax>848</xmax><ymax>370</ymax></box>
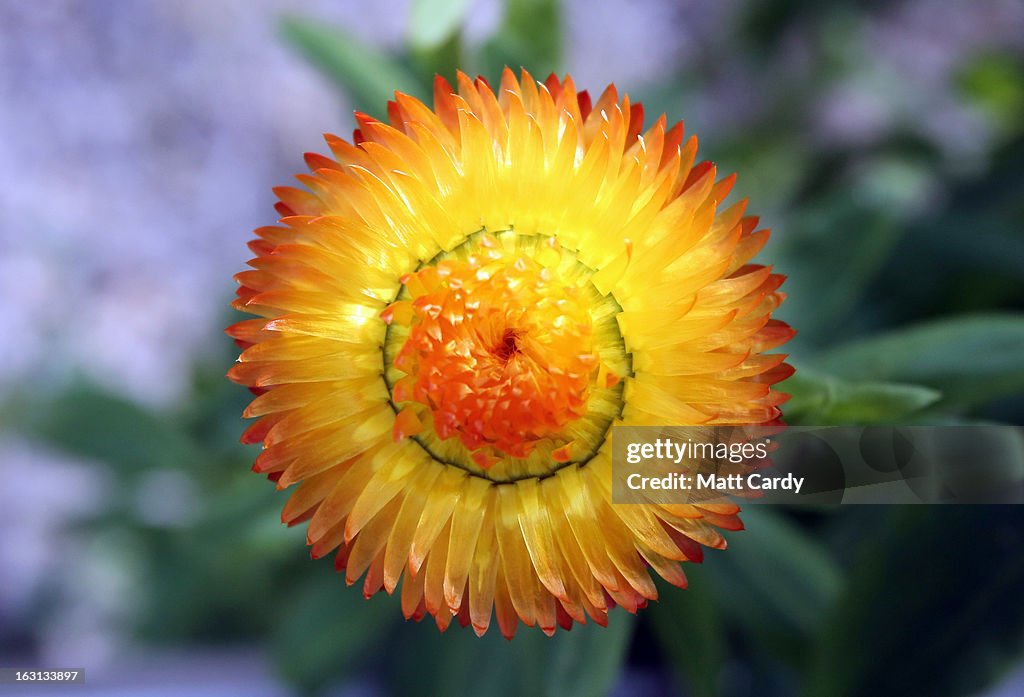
<box><xmin>383</xmin><ymin>235</ymin><xmax>599</xmax><ymax>464</ymax></box>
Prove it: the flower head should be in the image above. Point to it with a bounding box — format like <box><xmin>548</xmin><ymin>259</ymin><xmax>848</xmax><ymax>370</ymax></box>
<box><xmin>228</xmin><ymin>69</ymin><xmax>793</xmax><ymax>637</ymax></box>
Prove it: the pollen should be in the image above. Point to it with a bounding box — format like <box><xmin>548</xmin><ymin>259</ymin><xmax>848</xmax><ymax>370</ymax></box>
<box><xmin>383</xmin><ymin>236</ymin><xmax>600</xmax><ymax>461</ymax></box>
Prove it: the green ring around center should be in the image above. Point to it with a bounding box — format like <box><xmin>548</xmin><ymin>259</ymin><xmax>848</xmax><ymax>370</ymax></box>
<box><xmin>381</xmin><ymin>228</ymin><xmax>633</xmax><ymax>484</ymax></box>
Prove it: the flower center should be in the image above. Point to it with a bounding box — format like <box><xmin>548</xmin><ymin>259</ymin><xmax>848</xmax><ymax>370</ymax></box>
<box><xmin>382</xmin><ymin>231</ymin><xmax>630</xmax><ymax>481</ymax></box>
<box><xmin>493</xmin><ymin>328</ymin><xmax>521</xmax><ymax>362</ymax></box>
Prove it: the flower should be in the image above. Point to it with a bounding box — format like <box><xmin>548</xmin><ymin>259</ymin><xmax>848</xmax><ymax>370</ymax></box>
<box><xmin>228</xmin><ymin>69</ymin><xmax>793</xmax><ymax>638</ymax></box>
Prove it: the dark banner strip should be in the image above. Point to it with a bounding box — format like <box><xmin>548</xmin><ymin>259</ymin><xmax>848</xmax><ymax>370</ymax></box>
<box><xmin>611</xmin><ymin>425</ymin><xmax>1024</xmax><ymax>504</ymax></box>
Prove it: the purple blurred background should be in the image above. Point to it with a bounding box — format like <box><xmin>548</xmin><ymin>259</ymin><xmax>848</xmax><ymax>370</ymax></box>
<box><xmin>2</xmin><ymin>1</ymin><xmax>1023</xmax><ymax>695</ymax></box>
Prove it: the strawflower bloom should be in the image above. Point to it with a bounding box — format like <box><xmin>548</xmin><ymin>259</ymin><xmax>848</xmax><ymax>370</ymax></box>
<box><xmin>228</xmin><ymin>69</ymin><xmax>793</xmax><ymax>638</ymax></box>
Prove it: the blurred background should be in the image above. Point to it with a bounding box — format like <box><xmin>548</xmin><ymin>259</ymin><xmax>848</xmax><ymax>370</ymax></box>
<box><xmin>1</xmin><ymin>0</ymin><xmax>1023</xmax><ymax>695</ymax></box>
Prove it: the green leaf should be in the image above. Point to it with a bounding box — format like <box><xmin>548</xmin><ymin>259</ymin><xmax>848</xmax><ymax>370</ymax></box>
<box><xmin>772</xmin><ymin>195</ymin><xmax>905</xmax><ymax>347</ymax></box>
<box><xmin>817</xmin><ymin>313</ymin><xmax>1024</xmax><ymax>409</ymax></box>
<box><xmin>704</xmin><ymin>508</ymin><xmax>841</xmax><ymax>662</ymax></box>
<box><xmin>388</xmin><ymin>612</ymin><xmax>634</xmax><ymax>697</ymax></box>
<box><xmin>280</xmin><ymin>17</ymin><xmax>424</xmax><ymax>115</ymax></box>
<box><xmin>648</xmin><ymin>575</ymin><xmax>725</xmax><ymax>697</ymax></box>
<box><xmin>410</xmin><ymin>32</ymin><xmax>464</xmax><ymax>87</ymax></box>
<box><xmin>410</xmin><ymin>0</ymin><xmax>474</xmax><ymax>49</ymax></box>
<box><xmin>784</xmin><ymin>369</ymin><xmax>941</xmax><ymax>425</ymax></box>
<box><xmin>957</xmin><ymin>52</ymin><xmax>1024</xmax><ymax>132</ymax></box>
<box><xmin>480</xmin><ymin>0</ymin><xmax>562</xmax><ymax>78</ymax></box>
<box><xmin>544</xmin><ymin>612</ymin><xmax>634</xmax><ymax>697</ymax></box>
<box><xmin>136</xmin><ymin>498</ymin><xmax>300</xmax><ymax>642</ymax></box>
<box><xmin>428</xmin><ymin>629</ymin><xmax>545</xmax><ymax>697</ymax></box>
<box><xmin>804</xmin><ymin>508</ymin><xmax>1024</xmax><ymax>697</ymax></box>
<box><xmin>16</xmin><ymin>382</ymin><xmax>199</xmax><ymax>478</ymax></box>
<box><xmin>273</xmin><ymin>569</ymin><xmax>398</xmax><ymax>694</ymax></box>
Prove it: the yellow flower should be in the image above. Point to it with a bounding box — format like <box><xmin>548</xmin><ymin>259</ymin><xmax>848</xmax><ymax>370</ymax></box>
<box><xmin>228</xmin><ymin>69</ymin><xmax>793</xmax><ymax>637</ymax></box>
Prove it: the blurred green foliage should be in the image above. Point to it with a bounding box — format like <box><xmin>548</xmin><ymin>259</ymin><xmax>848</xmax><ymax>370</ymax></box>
<box><xmin>6</xmin><ymin>1</ymin><xmax>1024</xmax><ymax>696</ymax></box>
<box><xmin>806</xmin><ymin>507</ymin><xmax>1024</xmax><ymax>697</ymax></box>
<box><xmin>783</xmin><ymin>370</ymin><xmax>941</xmax><ymax>425</ymax></box>
<box><xmin>280</xmin><ymin>0</ymin><xmax>563</xmax><ymax>117</ymax></box>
